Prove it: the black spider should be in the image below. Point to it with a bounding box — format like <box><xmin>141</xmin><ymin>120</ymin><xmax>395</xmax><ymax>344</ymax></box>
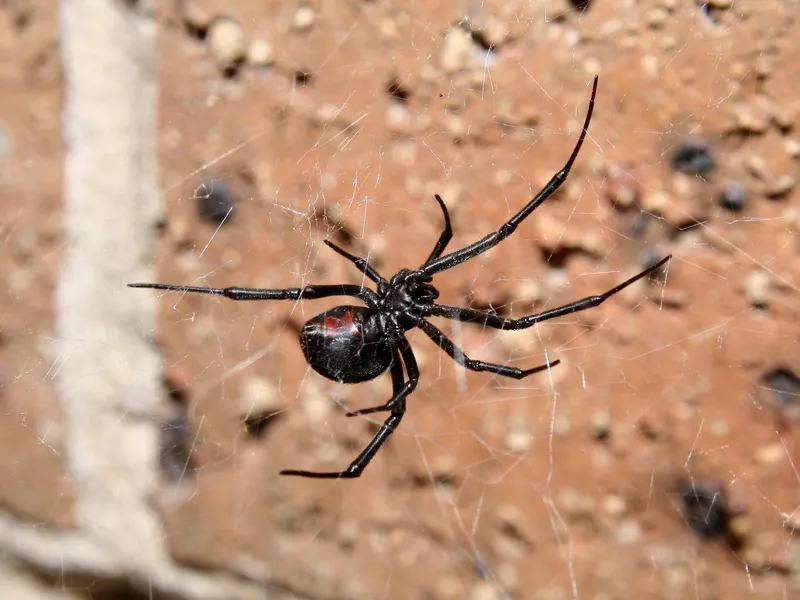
<box><xmin>130</xmin><ymin>76</ymin><xmax>671</xmax><ymax>479</ymax></box>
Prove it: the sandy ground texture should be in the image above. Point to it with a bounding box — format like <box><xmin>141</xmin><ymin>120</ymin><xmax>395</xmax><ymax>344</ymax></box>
<box><xmin>2</xmin><ymin>0</ymin><xmax>800</xmax><ymax>598</ymax></box>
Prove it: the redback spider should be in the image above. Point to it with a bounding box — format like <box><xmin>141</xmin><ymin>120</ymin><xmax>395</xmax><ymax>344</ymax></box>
<box><xmin>130</xmin><ymin>76</ymin><xmax>671</xmax><ymax>479</ymax></box>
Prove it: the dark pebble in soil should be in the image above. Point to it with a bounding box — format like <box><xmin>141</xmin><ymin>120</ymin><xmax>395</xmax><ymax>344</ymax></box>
<box><xmin>678</xmin><ymin>480</ymin><xmax>738</xmax><ymax>547</ymax></box>
<box><xmin>761</xmin><ymin>367</ymin><xmax>800</xmax><ymax>407</ymax></box>
<box><xmin>672</xmin><ymin>138</ymin><xmax>715</xmax><ymax>177</ymax></box>
<box><xmin>196</xmin><ymin>179</ymin><xmax>236</xmax><ymax>225</ymax></box>
<box><xmin>719</xmin><ymin>181</ymin><xmax>747</xmax><ymax>212</ymax></box>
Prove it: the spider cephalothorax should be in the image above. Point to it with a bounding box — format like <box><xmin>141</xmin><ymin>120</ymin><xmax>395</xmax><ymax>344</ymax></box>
<box><xmin>130</xmin><ymin>76</ymin><xmax>671</xmax><ymax>479</ymax></box>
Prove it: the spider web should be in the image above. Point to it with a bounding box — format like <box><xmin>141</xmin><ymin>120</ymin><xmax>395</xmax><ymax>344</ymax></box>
<box><xmin>2</xmin><ymin>0</ymin><xmax>800</xmax><ymax>599</ymax></box>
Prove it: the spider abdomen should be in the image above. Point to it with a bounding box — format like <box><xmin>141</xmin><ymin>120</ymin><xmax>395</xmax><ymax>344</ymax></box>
<box><xmin>300</xmin><ymin>305</ymin><xmax>394</xmax><ymax>384</ymax></box>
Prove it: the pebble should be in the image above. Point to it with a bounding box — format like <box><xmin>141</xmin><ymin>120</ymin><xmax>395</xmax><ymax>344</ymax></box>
<box><xmin>439</xmin><ymin>181</ymin><xmax>465</xmax><ymax>211</ymax></box>
<box><xmin>301</xmin><ymin>376</ymin><xmax>332</xmax><ymax>425</ymax></box>
<box><xmin>731</xmin><ymin>100</ymin><xmax>770</xmax><ymax>134</ymax></box>
<box><xmin>766</xmin><ymin>174</ymin><xmax>796</xmax><ymax>199</ymax></box>
<box><xmin>505</xmin><ymin>416</ymin><xmax>533</xmax><ymax>453</ymax></box>
<box><xmin>641</xmin><ymin>51</ymin><xmax>660</xmax><ymax>76</ymax></box>
<box><xmin>237</xmin><ymin>374</ymin><xmax>282</xmax><ymax>417</ymax></box>
<box><xmin>755</xmin><ymin>442</ymin><xmax>784</xmax><ymax>465</ymax></box>
<box><xmin>293</xmin><ymin>5</ymin><xmax>316</xmax><ymax>31</ymax></box>
<box><xmin>672</xmin><ymin>138</ymin><xmax>715</xmax><ymax>177</ymax></box>
<box><xmin>615</xmin><ymin>519</ymin><xmax>641</xmax><ymax>544</ymax></box>
<box><xmin>784</xmin><ymin>512</ymin><xmax>800</xmax><ymax>532</ymax></box>
<box><xmin>729</xmin><ymin>515</ymin><xmax>751</xmax><ymax>539</ymax></box>
<box><xmin>559</xmin><ymin>487</ymin><xmax>594</xmax><ymax>517</ymax></box>
<box><xmin>645</xmin><ymin>7</ymin><xmax>668</xmax><ymax>28</ymax></box>
<box><xmin>664</xmin><ymin>565</ymin><xmax>691</xmax><ymax>597</ymax></box>
<box><xmin>761</xmin><ymin>367</ymin><xmax>800</xmax><ymax>408</ymax></box>
<box><xmin>207</xmin><ymin>17</ymin><xmax>246</xmax><ymax>73</ymax></box>
<box><xmin>10</xmin><ymin>230</ymin><xmax>37</xmax><ymax>261</ymax></box>
<box><xmin>602</xmin><ymin>494</ymin><xmax>626</xmax><ymax>517</ymax></box>
<box><xmin>386</xmin><ymin>78</ymin><xmax>410</xmax><ymax>103</ymax></box>
<box><xmin>604</xmin><ymin>163</ymin><xmax>641</xmax><ymax>210</ymax></box>
<box><xmin>744</xmin><ymin>268</ymin><xmax>770</xmax><ymax>308</ymax></box>
<box><xmin>182</xmin><ymin>0</ymin><xmax>214</xmax><ymax>33</ymax></box>
<box><xmin>786</xmin><ymin>139</ymin><xmax>800</xmax><ymax>159</ymax></box>
<box><xmin>678</xmin><ymin>480</ymin><xmax>732</xmax><ymax>539</ymax></box>
<box><xmin>313</xmin><ymin>103</ymin><xmax>340</xmax><ymax>126</ymax></box>
<box><xmin>718</xmin><ymin>180</ymin><xmax>747</xmax><ymax>212</ymax></box>
<box><xmin>782</xmin><ymin>206</ymin><xmax>800</xmax><ymax>234</ymax></box>
<box><xmin>511</xmin><ymin>279</ymin><xmax>544</xmax><ymax>308</ymax></box>
<box><xmin>470</xmin><ymin>582</ymin><xmax>501</xmax><ymax>600</ymax></box>
<box><xmin>707</xmin><ymin>0</ymin><xmax>733</xmax><ymax>8</ymax></box>
<box><xmin>191</xmin><ymin>315</ymin><xmax>217</xmax><ymax>345</ymax></box>
<box><xmin>0</xmin><ymin>121</ymin><xmax>11</xmax><ymax>158</ymax></box>
<box><xmin>495</xmin><ymin>562</ymin><xmax>518</xmax><ymax>591</ymax></box>
<box><xmin>743</xmin><ymin>154</ymin><xmax>769</xmax><ymax>181</ymax></box>
<box><xmin>494</xmin><ymin>504</ymin><xmax>534</xmax><ymax>546</ymax></box>
<box><xmin>709</xmin><ymin>418</ymin><xmax>729</xmax><ymax>437</ymax></box>
<box><xmin>247</xmin><ymin>37</ymin><xmax>274</xmax><ymax>68</ymax></box>
<box><xmin>478</xmin><ymin>19</ymin><xmax>509</xmax><ymax>48</ymax></box>
<box><xmin>379</xmin><ymin>17</ymin><xmax>397</xmax><ymax>39</ymax></box>
<box><xmin>591</xmin><ymin>410</ymin><xmax>611</xmax><ymax>440</ymax></box>
<box><xmin>195</xmin><ymin>179</ymin><xmax>236</xmax><ymax>224</ymax></box>
<box><xmin>773</xmin><ymin>105</ymin><xmax>796</xmax><ymax>131</ymax></box>
<box><xmin>430</xmin><ymin>577</ymin><xmax>461</xmax><ymax>600</ymax></box>
<box><xmin>444</xmin><ymin>114</ymin><xmax>467</xmax><ymax>141</ymax></box>
<box><xmin>441</xmin><ymin>27</ymin><xmax>474</xmax><ymax>73</ymax></box>
<box><xmin>336</xmin><ymin>519</ymin><xmax>359</xmax><ymax>550</ymax></box>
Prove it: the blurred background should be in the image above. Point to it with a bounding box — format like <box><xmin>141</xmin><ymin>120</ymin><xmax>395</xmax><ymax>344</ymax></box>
<box><xmin>1</xmin><ymin>0</ymin><xmax>799</xmax><ymax>598</ymax></box>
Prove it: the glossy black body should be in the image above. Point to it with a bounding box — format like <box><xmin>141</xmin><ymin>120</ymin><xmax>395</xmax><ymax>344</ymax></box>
<box><xmin>129</xmin><ymin>76</ymin><xmax>672</xmax><ymax>480</ymax></box>
<box><xmin>300</xmin><ymin>305</ymin><xmax>395</xmax><ymax>383</ymax></box>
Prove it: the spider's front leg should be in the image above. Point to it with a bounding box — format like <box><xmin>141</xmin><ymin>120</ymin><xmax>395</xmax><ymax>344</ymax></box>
<box><xmin>280</xmin><ymin>339</ymin><xmax>419</xmax><ymax>479</ymax></box>
<box><xmin>128</xmin><ymin>282</ymin><xmax>380</xmax><ymax>308</ymax></box>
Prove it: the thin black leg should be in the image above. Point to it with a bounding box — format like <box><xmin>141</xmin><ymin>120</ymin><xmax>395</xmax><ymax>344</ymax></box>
<box><xmin>345</xmin><ymin>349</ymin><xmax>406</xmax><ymax>416</ymax></box>
<box><xmin>420</xmin><ymin>255</ymin><xmax>671</xmax><ymax>329</ymax></box>
<box><xmin>421</xmin><ymin>76</ymin><xmax>598</xmax><ymax>276</ymax></box>
<box><xmin>422</xmin><ymin>194</ymin><xmax>453</xmax><ymax>266</ymax></box>
<box><xmin>280</xmin><ymin>338</ymin><xmax>419</xmax><ymax>479</ymax></box>
<box><xmin>417</xmin><ymin>320</ymin><xmax>560</xmax><ymax>379</ymax></box>
<box><xmin>323</xmin><ymin>240</ymin><xmax>387</xmax><ymax>286</ymax></box>
<box><xmin>128</xmin><ymin>282</ymin><xmax>379</xmax><ymax>308</ymax></box>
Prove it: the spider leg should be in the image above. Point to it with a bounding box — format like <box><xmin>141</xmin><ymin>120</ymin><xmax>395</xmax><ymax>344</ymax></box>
<box><xmin>127</xmin><ymin>282</ymin><xmax>380</xmax><ymax>308</ymax></box>
<box><xmin>323</xmin><ymin>240</ymin><xmax>387</xmax><ymax>286</ymax></box>
<box><xmin>420</xmin><ymin>255</ymin><xmax>671</xmax><ymax>329</ymax></box>
<box><xmin>422</xmin><ymin>194</ymin><xmax>454</xmax><ymax>266</ymax></box>
<box><xmin>417</xmin><ymin>319</ymin><xmax>560</xmax><ymax>379</ymax></box>
<box><xmin>280</xmin><ymin>337</ymin><xmax>419</xmax><ymax>479</ymax></box>
<box><xmin>421</xmin><ymin>76</ymin><xmax>598</xmax><ymax>276</ymax></box>
<box><xmin>345</xmin><ymin>348</ymin><xmax>407</xmax><ymax>416</ymax></box>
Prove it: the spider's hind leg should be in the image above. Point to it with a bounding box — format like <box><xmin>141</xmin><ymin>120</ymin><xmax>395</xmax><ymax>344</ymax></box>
<box><xmin>280</xmin><ymin>339</ymin><xmax>419</xmax><ymax>479</ymax></box>
<box><xmin>346</xmin><ymin>351</ymin><xmax>407</xmax><ymax>416</ymax></box>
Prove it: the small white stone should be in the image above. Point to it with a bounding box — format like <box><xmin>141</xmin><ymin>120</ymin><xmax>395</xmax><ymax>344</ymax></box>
<box><xmin>441</xmin><ymin>27</ymin><xmax>474</xmax><ymax>72</ymax></box>
<box><xmin>207</xmin><ymin>17</ymin><xmax>245</xmax><ymax>70</ymax></box>
<box><xmin>755</xmin><ymin>442</ymin><xmax>784</xmax><ymax>465</ymax></box>
<box><xmin>744</xmin><ymin>269</ymin><xmax>770</xmax><ymax>308</ymax></box>
<box><xmin>602</xmin><ymin>494</ymin><xmax>627</xmax><ymax>517</ymax></box>
<box><xmin>182</xmin><ymin>0</ymin><xmax>214</xmax><ymax>31</ymax></box>
<box><xmin>293</xmin><ymin>5</ymin><xmax>316</xmax><ymax>31</ymax></box>
<box><xmin>785</xmin><ymin>138</ymin><xmax>800</xmax><ymax>159</ymax></box>
<box><xmin>247</xmin><ymin>37</ymin><xmax>274</xmax><ymax>67</ymax></box>
<box><xmin>505</xmin><ymin>417</ymin><xmax>533</xmax><ymax>453</ymax></box>
<box><xmin>237</xmin><ymin>374</ymin><xmax>282</xmax><ymax>416</ymax></box>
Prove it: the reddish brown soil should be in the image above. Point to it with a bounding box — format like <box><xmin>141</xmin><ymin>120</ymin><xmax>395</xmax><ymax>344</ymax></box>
<box><xmin>2</xmin><ymin>0</ymin><xmax>800</xmax><ymax>598</ymax></box>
